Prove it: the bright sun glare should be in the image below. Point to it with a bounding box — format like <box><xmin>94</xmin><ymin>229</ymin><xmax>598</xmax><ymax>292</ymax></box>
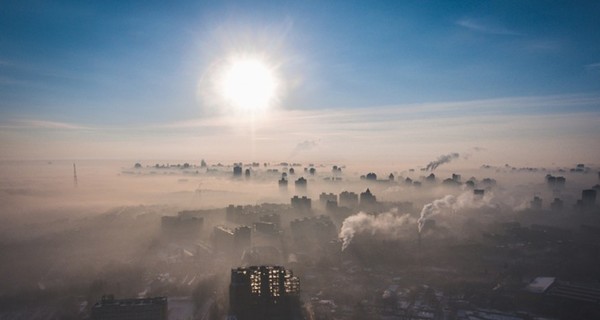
<box><xmin>219</xmin><ymin>58</ymin><xmax>278</xmax><ymax>112</ymax></box>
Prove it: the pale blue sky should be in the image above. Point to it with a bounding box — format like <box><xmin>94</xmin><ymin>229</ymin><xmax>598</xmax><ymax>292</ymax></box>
<box><xmin>0</xmin><ymin>1</ymin><xmax>599</xmax><ymax>163</ymax></box>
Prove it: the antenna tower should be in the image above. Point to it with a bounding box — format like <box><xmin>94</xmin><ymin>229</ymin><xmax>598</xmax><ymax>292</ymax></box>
<box><xmin>73</xmin><ymin>163</ymin><xmax>78</xmax><ymax>187</ymax></box>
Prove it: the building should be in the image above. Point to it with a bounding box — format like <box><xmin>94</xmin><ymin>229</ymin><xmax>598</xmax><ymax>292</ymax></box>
<box><xmin>254</xmin><ymin>221</ymin><xmax>277</xmax><ymax>235</ymax></box>
<box><xmin>213</xmin><ymin>226</ymin><xmax>251</xmax><ymax>254</ymax></box>
<box><xmin>530</xmin><ymin>196</ymin><xmax>543</xmax><ymax>210</ymax></box>
<box><xmin>294</xmin><ymin>177</ymin><xmax>307</xmax><ymax>192</ymax></box>
<box><xmin>442</xmin><ymin>178</ymin><xmax>460</xmax><ymax>186</ymax></box>
<box><xmin>325</xmin><ymin>200</ymin><xmax>338</xmax><ymax>213</ymax></box>
<box><xmin>226</xmin><ymin>205</ymin><xmax>245</xmax><ymax>223</ymax></box>
<box><xmin>546</xmin><ymin>174</ymin><xmax>566</xmax><ymax>189</ymax></box>
<box><xmin>160</xmin><ymin>212</ymin><xmax>203</xmax><ymax>237</ymax></box>
<box><xmin>339</xmin><ymin>191</ymin><xmax>358</xmax><ymax>208</ymax></box>
<box><xmin>91</xmin><ymin>295</ymin><xmax>167</xmax><ymax>320</ymax></box>
<box><xmin>452</xmin><ymin>173</ymin><xmax>461</xmax><ymax>182</ymax></box>
<box><xmin>360</xmin><ymin>188</ymin><xmax>377</xmax><ymax>206</ymax></box>
<box><xmin>319</xmin><ymin>192</ymin><xmax>337</xmax><ymax>206</ymax></box>
<box><xmin>291</xmin><ymin>196</ymin><xmax>311</xmax><ymax>212</ymax></box>
<box><xmin>229</xmin><ymin>266</ymin><xmax>300</xmax><ymax>320</ymax></box>
<box><xmin>278</xmin><ymin>177</ymin><xmax>288</xmax><ymax>190</ymax></box>
<box><xmin>582</xmin><ymin>189</ymin><xmax>597</xmax><ymax>208</ymax></box>
<box><xmin>473</xmin><ymin>189</ymin><xmax>485</xmax><ymax>199</ymax></box>
<box><xmin>366</xmin><ymin>172</ymin><xmax>377</xmax><ymax>180</ymax></box>
<box><xmin>551</xmin><ymin>198</ymin><xmax>564</xmax><ymax>211</ymax></box>
<box><xmin>290</xmin><ymin>215</ymin><xmax>337</xmax><ymax>244</ymax></box>
<box><xmin>425</xmin><ymin>173</ymin><xmax>436</xmax><ymax>183</ymax></box>
<box><xmin>233</xmin><ymin>165</ymin><xmax>243</xmax><ymax>177</ymax></box>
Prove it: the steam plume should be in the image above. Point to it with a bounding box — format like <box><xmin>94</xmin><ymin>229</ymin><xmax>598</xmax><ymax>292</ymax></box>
<box><xmin>424</xmin><ymin>153</ymin><xmax>459</xmax><ymax>171</ymax></box>
<box><xmin>417</xmin><ymin>190</ymin><xmax>529</xmax><ymax>233</ymax></box>
<box><xmin>418</xmin><ymin>195</ymin><xmax>457</xmax><ymax>233</ymax></box>
<box><xmin>339</xmin><ymin>209</ymin><xmax>414</xmax><ymax>251</ymax></box>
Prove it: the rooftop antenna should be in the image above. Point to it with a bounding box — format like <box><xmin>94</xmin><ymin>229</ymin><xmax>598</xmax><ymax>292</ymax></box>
<box><xmin>73</xmin><ymin>163</ymin><xmax>78</xmax><ymax>187</ymax></box>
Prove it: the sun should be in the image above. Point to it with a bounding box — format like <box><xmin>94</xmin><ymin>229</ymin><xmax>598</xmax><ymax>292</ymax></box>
<box><xmin>218</xmin><ymin>58</ymin><xmax>278</xmax><ymax>112</ymax></box>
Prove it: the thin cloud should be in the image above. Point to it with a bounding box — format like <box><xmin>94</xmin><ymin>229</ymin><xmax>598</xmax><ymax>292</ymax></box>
<box><xmin>456</xmin><ymin>18</ymin><xmax>523</xmax><ymax>36</ymax></box>
<box><xmin>290</xmin><ymin>139</ymin><xmax>320</xmax><ymax>157</ymax></box>
<box><xmin>0</xmin><ymin>119</ymin><xmax>91</xmax><ymax>130</ymax></box>
<box><xmin>585</xmin><ymin>62</ymin><xmax>600</xmax><ymax>72</ymax></box>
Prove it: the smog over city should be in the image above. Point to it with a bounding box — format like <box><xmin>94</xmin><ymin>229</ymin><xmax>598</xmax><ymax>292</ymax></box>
<box><xmin>1</xmin><ymin>1</ymin><xmax>600</xmax><ymax>320</ymax></box>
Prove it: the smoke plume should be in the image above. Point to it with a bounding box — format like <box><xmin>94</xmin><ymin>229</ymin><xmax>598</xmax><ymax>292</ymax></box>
<box><xmin>339</xmin><ymin>209</ymin><xmax>414</xmax><ymax>251</ymax></box>
<box><xmin>417</xmin><ymin>190</ymin><xmax>530</xmax><ymax>233</ymax></box>
<box><xmin>424</xmin><ymin>153</ymin><xmax>460</xmax><ymax>171</ymax></box>
<box><xmin>418</xmin><ymin>195</ymin><xmax>459</xmax><ymax>233</ymax></box>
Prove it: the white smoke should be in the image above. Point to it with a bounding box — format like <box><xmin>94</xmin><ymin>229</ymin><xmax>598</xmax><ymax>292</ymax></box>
<box><xmin>339</xmin><ymin>209</ymin><xmax>414</xmax><ymax>251</ymax></box>
<box><xmin>417</xmin><ymin>190</ymin><xmax>529</xmax><ymax>233</ymax></box>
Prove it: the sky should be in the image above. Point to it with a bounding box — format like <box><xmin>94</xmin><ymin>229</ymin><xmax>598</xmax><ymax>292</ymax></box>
<box><xmin>0</xmin><ymin>1</ymin><xmax>599</xmax><ymax>166</ymax></box>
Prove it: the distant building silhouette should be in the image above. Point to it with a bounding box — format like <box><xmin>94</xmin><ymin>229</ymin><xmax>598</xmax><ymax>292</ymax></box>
<box><xmin>290</xmin><ymin>215</ymin><xmax>337</xmax><ymax>244</ymax></box>
<box><xmin>339</xmin><ymin>191</ymin><xmax>358</xmax><ymax>208</ymax></box>
<box><xmin>319</xmin><ymin>192</ymin><xmax>337</xmax><ymax>206</ymax></box>
<box><xmin>388</xmin><ymin>173</ymin><xmax>394</xmax><ymax>181</ymax></box>
<box><xmin>582</xmin><ymin>189</ymin><xmax>597</xmax><ymax>208</ymax></box>
<box><xmin>366</xmin><ymin>172</ymin><xmax>377</xmax><ymax>180</ymax></box>
<box><xmin>294</xmin><ymin>177</ymin><xmax>307</xmax><ymax>192</ymax></box>
<box><xmin>229</xmin><ymin>266</ymin><xmax>300</xmax><ymax>320</ymax></box>
<box><xmin>291</xmin><ymin>196</ymin><xmax>311</xmax><ymax>212</ymax></box>
<box><xmin>360</xmin><ymin>188</ymin><xmax>377</xmax><ymax>206</ymax></box>
<box><xmin>452</xmin><ymin>173</ymin><xmax>461</xmax><ymax>183</ymax></box>
<box><xmin>425</xmin><ymin>173</ymin><xmax>436</xmax><ymax>183</ymax></box>
<box><xmin>254</xmin><ymin>221</ymin><xmax>278</xmax><ymax>236</ymax></box>
<box><xmin>91</xmin><ymin>295</ymin><xmax>167</xmax><ymax>320</ymax></box>
<box><xmin>474</xmin><ymin>189</ymin><xmax>485</xmax><ymax>199</ymax></box>
<box><xmin>442</xmin><ymin>178</ymin><xmax>460</xmax><ymax>186</ymax></box>
<box><xmin>233</xmin><ymin>165</ymin><xmax>243</xmax><ymax>177</ymax></box>
<box><xmin>161</xmin><ymin>212</ymin><xmax>203</xmax><ymax>237</ymax></box>
<box><xmin>278</xmin><ymin>177</ymin><xmax>288</xmax><ymax>190</ymax></box>
<box><xmin>551</xmin><ymin>198</ymin><xmax>564</xmax><ymax>211</ymax></box>
<box><xmin>213</xmin><ymin>226</ymin><xmax>251</xmax><ymax>254</ymax></box>
<box><xmin>481</xmin><ymin>178</ymin><xmax>497</xmax><ymax>187</ymax></box>
<box><xmin>530</xmin><ymin>196</ymin><xmax>543</xmax><ymax>210</ymax></box>
<box><xmin>546</xmin><ymin>174</ymin><xmax>566</xmax><ymax>189</ymax></box>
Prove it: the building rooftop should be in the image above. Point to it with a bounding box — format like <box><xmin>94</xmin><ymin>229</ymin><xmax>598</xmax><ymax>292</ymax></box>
<box><xmin>525</xmin><ymin>277</ymin><xmax>556</xmax><ymax>293</ymax></box>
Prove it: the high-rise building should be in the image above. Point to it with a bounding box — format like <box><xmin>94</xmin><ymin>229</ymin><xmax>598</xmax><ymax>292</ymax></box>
<box><xmin>319</xmin><ymin>192</ymin><xmax>337</xmax><ymax>206</ymax></box>
<box><xmin>551</xmin><ymin>198</ymin><xmax>564</xmax><ymax>211</ymax></box>
<box><xmin>291</xmin><ymin>196</ymin><xmax>311</xmax><ymax>212</ymax></box>
<box><xmin>229</xmin><ymin>266</ymin><xmax>300</xmax><ymax>320</ymax></box>
<box><xmin>530</xmin><ymin>196</ymin><xmax>543</xmax><ymax>210</ymax></box>
<box><xmin>582</xmin><ymin>189</ymin><xmax>597</xmax><ymax>208</ymax></box>
<box><xmin>278</xmin><ymin>177</ymin><xmax>288</xmax><ymax>190</ymax></box>
<box><xmin>360</xmin><ymin>188</ymin><xmax>377</xmax><ymax>206</ymax></box>
<box><xmin>161</xmin><ymin>213</ymin><xmax>203</xmax><ymax>237</ymax></box>
<box><xmin>294</xmin><ymin>177</ymin><xmax>307</xmax><ymax>192</ymax></box>
<box><xmin>213</xmin><ymin>226</ymin><xmax>251</xmax><ymax>254</ymax></box>
<box><xmin>474</xmin><ymin>189</ymin><xmax>485</xmax><ymax>199</ymax></box>
<box><xmin>339</xmin><ymin>191</ymin><xmax>358</xmax><ymax>208</ymax></box>
<box><xmin>233</xmin><ymin>165</ymin><xmax>243</xmax><ymax>177</ymax></box>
